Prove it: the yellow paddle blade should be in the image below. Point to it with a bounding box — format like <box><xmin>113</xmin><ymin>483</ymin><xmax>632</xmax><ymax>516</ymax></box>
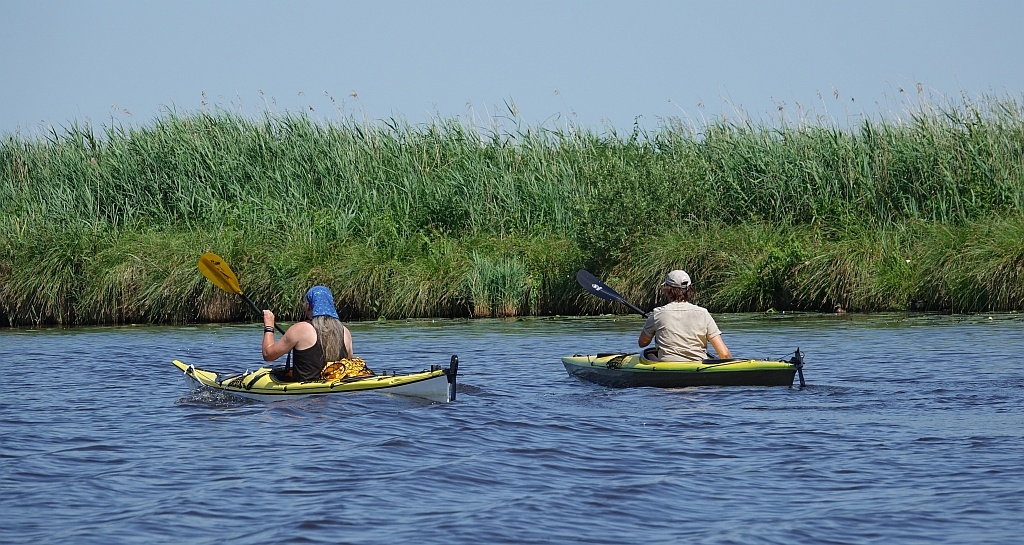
<box><xmin>198</xmin><ymin>252</ymin><xmax>243</xmax><ymax>295</ymax></box>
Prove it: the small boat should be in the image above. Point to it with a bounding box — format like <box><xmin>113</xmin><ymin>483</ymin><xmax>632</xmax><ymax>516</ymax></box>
<box><xmin>561</xmin><ymin>350</ymin><xmax>804</xmax><ymax>389</ymax></box>
<box><xmin>172</xmin><ymin>356</ymin><xmax>458</xmax><ymax>403</ymax></box>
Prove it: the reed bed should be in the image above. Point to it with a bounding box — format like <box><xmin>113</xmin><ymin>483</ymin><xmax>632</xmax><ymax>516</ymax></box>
<box><xmin>2</xmin><ymin>218</ymin><xmax>1023</xmax><ymax>326</ymax></box>
<box><xmin>3</xmin><ymin>94</ymin><xmax>1024</xmax><ymax>325</ymax></box>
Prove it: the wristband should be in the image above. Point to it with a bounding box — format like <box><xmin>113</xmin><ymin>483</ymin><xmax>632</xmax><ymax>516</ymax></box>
<box><xmin>264</xmin><ymin>327</ymin><xmax>275</xmax><ymax>333</ymax></box>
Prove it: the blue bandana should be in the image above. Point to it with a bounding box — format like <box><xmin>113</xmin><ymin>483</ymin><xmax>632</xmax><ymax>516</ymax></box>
<box><xmin>305</xmin><ymin>285</ymin><xmax>339</xmax><ymax>319</ymax></box>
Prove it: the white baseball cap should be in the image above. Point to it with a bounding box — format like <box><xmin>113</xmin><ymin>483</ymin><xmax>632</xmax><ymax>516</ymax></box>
<box><xmin>661</xmin><ymin>270</ymin><xmax>692</xmax><ymax>288</ymax></box>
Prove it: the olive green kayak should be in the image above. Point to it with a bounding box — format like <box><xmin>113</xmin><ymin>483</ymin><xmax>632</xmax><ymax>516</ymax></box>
<box><xmin>561</xmin><ymin>350</ymin><xmax>804</xmax><ymax>388</ymax></box>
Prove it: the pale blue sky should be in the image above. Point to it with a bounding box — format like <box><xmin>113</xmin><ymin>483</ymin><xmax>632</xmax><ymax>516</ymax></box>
<box><xmin>3</xmin><ymin>0</ymin><xmax>1022</xmax><ymax>134</ymax></box>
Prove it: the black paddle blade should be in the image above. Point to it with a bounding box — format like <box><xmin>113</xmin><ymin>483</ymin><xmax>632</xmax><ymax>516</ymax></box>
<box><xmin>575</xmin><ymin>269</ymin><xmax>649</xmax><ymax>317</ymax></box>
<box><xmin>576</xmin><ymin>269</ymin><xmax>625</xmax><ymax>302</ymax></box>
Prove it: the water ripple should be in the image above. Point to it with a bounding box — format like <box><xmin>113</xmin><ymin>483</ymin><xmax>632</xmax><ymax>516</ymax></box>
<box><xmin>2</xmin><ymin>316</ymin><xmax>1024</xmax><ymax>544</ymax></box>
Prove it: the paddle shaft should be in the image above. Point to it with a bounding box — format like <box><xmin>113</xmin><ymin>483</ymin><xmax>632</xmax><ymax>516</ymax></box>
<box><xmin>241</xmin><ymin>292</ymin><xmax>287</xmax><ymax>335</ymax></box>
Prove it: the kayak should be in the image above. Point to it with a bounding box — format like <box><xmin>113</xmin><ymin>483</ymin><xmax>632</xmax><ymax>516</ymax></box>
<box><xmin>172</xmin><ymin>356</ymin><xmax>458</xmax><ymax>403</ymax></box>
<box><xmin>561</xmin><ymin>350</ymin><xmax>804</xmax><ymax>389</ymax></box>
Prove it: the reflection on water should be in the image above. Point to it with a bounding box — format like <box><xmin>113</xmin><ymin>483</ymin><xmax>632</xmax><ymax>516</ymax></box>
<box><xmin>2</xmin><ymin>313</ymin><xmax>1023</xmax><ymax>544</ymax></box>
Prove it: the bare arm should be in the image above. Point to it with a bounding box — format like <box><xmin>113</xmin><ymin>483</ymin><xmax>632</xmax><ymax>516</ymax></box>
<box><xmin>343</xmin><ymin>326</ymin><xmax>354</xmax><ymax>357</ymax></box>
<box><xmin>709</xmin><ymin>335</ymin><xmax>731</xmax><ymax>359</ymax></box>
<box><xmin>261</xmin><ymin>310</ymin><xmax>306</xmax><ymax>361</ymax></box>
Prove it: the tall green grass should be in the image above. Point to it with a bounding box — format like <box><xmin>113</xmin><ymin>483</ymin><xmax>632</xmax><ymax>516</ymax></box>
<box><xmin>596</xmin><ymin>219</ymin><xmax>1024</xmax><ymax>315</ymax></box>
<box><xmin>3</xmin><ymin>94</ymin><xmax>1024</xmax><ymax>325</ymax></box>
<box><xmin>6</xmin><ymin>94</ymin><xmax>1024</xmax><ymax>239</ymax></box>
<box><xmin>2</xmin><ymin>219</ymin><xmax>1022</xmax><ymax>326</ymax></box>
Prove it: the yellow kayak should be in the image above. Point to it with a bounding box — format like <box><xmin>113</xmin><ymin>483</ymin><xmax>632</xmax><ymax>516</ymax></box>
<box><xmin>172</xmin><ymin>356</ymin><xmax>458</xmax><ymax>403</ymax></box>
<box><xmin>561</xmin><ymin>350</ymin><xmax>804</xmax><ymax>388</ymax></box>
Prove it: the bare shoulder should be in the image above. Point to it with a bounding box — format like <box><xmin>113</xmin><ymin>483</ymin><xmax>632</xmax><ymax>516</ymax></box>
<box><xmin>286</xmin><ymin>320</ymin><xmax>316</xmax><ymax>337</ymax></box>
<box><xmin>287</xmin><ymin>320</ymin><xmax>314</xmax><ymax>331</ymax></box>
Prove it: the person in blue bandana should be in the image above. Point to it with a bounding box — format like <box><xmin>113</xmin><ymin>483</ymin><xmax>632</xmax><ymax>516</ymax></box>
<box><xmin>261</xmin><ymin>285</ymin><xmax>353</xmax><ymax>382</ymax></box>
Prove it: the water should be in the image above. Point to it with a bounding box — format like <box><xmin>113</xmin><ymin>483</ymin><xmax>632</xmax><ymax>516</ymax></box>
<box><xmin>2</xmin><ymin>313</ymin><xmax>1023</xmax><ymax>544</ymax></box>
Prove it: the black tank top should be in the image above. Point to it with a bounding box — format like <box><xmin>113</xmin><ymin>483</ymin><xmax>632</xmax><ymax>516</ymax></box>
<box><xmin>291</xmin><ymin>323</ymin><xmax>327</xmax><ymax>381</ymax></box>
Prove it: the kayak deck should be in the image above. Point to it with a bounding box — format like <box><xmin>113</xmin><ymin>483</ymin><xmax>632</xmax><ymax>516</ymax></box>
<box><xmin>172</xmin><ymin>356</ymin><xmax>458</xmax><ymax>403</ymax></box>
<box><xmin>561</xmin><ymin>351</ymin><xmax>804</xmax><ymax>389</ymax></box>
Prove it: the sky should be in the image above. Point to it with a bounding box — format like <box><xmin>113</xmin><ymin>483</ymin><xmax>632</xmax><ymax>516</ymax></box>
<box><xmin>3</xmin><ymin>0</ymin><xmax>1023</xmax><ymax>135</ymax></box>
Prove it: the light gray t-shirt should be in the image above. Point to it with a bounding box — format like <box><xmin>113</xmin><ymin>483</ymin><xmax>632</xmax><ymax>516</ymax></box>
<box><xmin>641</xmin><ymin>301</ymin><xmax>722</xmax><ymax>361</ymax></box>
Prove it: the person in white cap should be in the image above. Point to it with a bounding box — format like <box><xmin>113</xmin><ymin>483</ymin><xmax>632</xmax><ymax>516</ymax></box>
<box><xmin>638</xmin><ymin>270</ymin><xmax>732</xmax><ymax>361</ymax></box>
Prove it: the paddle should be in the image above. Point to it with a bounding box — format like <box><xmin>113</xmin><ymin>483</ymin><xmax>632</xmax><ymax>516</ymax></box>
<box><xmin>197</xmin><ymin>252</ymin><xmax>286</xmax><ymax>335</ymax></box>
<box><xmin>575</xmin><ymin>269</ymin><xmax>648</xmax><ymax>317</ymax></box>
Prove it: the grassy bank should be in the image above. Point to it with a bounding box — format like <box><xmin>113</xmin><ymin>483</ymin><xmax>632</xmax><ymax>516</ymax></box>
<box><xmin>2</xmin><ymin>218</ymin><xmax>1023</xmax><ymax>327</ymax></box>
<box><xmin>3</xmin><ymin>94</ymin><xmax>1024</xmax><ymax>325</ymax></box>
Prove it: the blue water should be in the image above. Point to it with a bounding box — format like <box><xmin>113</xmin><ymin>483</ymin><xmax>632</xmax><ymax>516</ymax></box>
<box><xmin>2</xmin><ymin>313</ymin><xmax>1023</xmax><ymax>544</ymax></box>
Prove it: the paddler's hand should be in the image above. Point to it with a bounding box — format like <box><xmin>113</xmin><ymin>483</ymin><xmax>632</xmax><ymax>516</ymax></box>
<box><xmin>263</xmin><ymin>310</ymin><xmax>276</xmax><ymax>331</ymax></box>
